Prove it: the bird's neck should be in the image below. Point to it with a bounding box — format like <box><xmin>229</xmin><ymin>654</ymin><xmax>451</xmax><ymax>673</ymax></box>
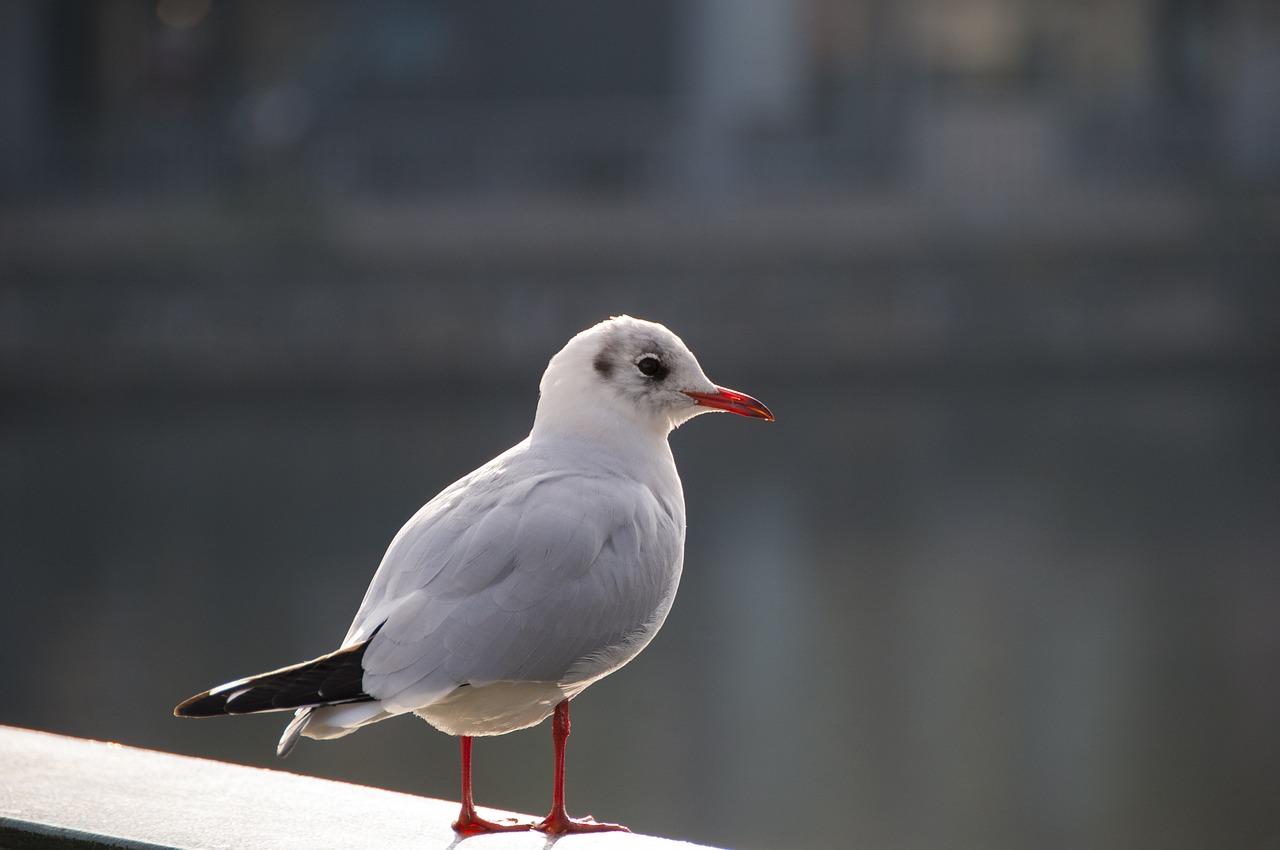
<box><xmin>529</xmin><ymin>405</ymin><xmax>677</xmax><ymax>485</ymax></box>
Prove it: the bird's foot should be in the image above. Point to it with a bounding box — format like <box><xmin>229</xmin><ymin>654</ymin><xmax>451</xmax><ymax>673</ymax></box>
<box><xmin>452</xmin><ymin>809</ymin><xmax>534</xmax><ymax>836</ymax></box>
<box><xmin>535</xmin><ymin>810</ymin><xmax>630</xmax><ymax>836</ymax></box>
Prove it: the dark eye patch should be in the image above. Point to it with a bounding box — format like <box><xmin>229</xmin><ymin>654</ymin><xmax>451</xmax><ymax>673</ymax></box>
<box><xmin>593</xmin><ymin>353</ymin><xmax>614</xmax><ymax>378</ymax></box>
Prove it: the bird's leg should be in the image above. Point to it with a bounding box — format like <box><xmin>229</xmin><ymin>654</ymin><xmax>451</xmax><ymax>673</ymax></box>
<box><xmin>535</xmin><ymin>699</ymin><xmax>630</xmax><ymax>835</ymax></box>
<box><xmin>452</xmin><ymin>736</ymin><xmax>532</xmax><ymax>835</ymax></box>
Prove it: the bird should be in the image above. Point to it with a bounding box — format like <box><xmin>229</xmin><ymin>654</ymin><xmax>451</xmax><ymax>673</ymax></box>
<box><xmin>174</xmin><ymin>315</ymin><xmax>773</xmax><ymax>835</ymax></box>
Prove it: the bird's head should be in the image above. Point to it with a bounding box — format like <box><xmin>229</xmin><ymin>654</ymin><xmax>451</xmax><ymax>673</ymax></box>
<box><xmin>534</xmin><ymin>316</ymin><xmax>773</xmax><ymax>439</ymax></box>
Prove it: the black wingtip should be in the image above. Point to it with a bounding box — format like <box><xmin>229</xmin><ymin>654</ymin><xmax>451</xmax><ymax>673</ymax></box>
<box><xmin>173</xmin><ymin>625</ymin><xmax>383</xmax><ymax>720</ymax></box>
<box><xmin>174</xmin><ymin>691</ymin><xmax>226</xmax><ymax>718</ymax></box>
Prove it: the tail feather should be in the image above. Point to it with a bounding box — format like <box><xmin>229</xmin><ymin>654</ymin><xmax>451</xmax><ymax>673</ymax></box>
<box><xmin>277</xmin><ymin>707</ymin><xmax>314</xmax><ymax>758</ymax></box>
<box><xmin>174</xmin><ymin>626</ymin><xmax>381</xmax><ymax>718</ymax></box>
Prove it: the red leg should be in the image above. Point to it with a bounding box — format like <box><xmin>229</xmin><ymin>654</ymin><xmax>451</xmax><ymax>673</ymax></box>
<box><xmin>535</xmin><ymin>700</ymin><xmax>630</xmax><ymax>835</ymax></box>
<box><xmin>452</xmin><ymin>736</ymin><xmax>532</xmax><ymax>835</ymax></box>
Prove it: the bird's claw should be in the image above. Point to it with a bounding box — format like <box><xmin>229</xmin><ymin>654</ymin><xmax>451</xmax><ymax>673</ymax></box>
<box><xmin>535</xmin><ymin>812</ymin><xmax>631</xmax><ymax>835</ymax></box>
<box><xmin>452</xmin><ymin>812</ymin><xmax>534</xmax><ymax>836</ymax></box>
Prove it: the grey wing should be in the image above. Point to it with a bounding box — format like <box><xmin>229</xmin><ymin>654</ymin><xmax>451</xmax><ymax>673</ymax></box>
<box><xmin>348</xmin><ymin>462</ymin><xmax>683</xmax><ymax>713</ymax></box>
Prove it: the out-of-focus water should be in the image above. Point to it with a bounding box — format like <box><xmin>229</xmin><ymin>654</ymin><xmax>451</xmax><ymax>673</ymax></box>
<box><xmin>2</xmin><ymin>370</ymin><xmax>1276</xmax><ymax>850</ymax></box>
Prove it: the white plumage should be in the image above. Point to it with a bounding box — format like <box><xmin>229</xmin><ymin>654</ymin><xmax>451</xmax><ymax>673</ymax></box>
<box><xmin>177</xmin><ymin>315</ymin><xmax>772</xmax><ymax>834</ymax></box>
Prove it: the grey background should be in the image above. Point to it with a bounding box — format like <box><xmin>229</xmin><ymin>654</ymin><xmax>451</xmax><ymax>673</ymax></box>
<box><xmin>2</xmin><ymin>2</ymin><xmax>1278</xmax><ymax>849</ymax></box>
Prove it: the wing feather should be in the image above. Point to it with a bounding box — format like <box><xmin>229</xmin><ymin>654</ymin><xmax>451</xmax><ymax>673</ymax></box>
<box><xmin>346</xmin><ymin>441</ymin><xmax>683</xmax><ymax>712</ymax></box>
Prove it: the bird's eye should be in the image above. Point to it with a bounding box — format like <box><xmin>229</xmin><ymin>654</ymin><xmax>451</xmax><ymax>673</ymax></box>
<box><xmin>636</xmin><ymin>355</ymin><xmax>664</xmax><ymax>378</ymax></box>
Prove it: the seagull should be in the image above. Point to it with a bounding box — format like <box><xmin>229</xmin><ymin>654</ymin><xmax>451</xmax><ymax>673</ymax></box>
<box><xmin>174</xmin><ymin>315</ymin><xmax>773</xmax><ymax>835</ymax></box>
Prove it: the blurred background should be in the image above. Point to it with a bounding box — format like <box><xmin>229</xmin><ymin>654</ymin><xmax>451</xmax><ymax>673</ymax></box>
<box><xmin>1</xmin><ymin>1</ymin><xmax>1278</xmax><ymax>848</ymax></box>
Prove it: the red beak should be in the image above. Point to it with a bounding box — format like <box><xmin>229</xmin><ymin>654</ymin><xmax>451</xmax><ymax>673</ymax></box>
<box><xmin>685</xmin><ymin>386</ymin><xmax>774</xmax><ymax>421</ymax></box>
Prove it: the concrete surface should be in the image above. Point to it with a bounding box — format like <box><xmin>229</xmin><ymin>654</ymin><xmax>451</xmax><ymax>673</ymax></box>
<box><xmin>0</xmin><ymin>726</ymin><xmax>723</xmax><ymax>850</ymax></box>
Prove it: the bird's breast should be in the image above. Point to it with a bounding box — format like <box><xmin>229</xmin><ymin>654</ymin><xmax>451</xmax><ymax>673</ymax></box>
<box><xmin>413</xmin><ymin>681</ymin><xmax>570</xmax><ymax>737</ymax></box>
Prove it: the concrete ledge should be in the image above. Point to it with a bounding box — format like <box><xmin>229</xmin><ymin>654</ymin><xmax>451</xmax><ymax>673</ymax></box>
<box><xmin>0</xmin><ymin>726</ymin><xmax>721</xmax><ymax>850</ymax></box>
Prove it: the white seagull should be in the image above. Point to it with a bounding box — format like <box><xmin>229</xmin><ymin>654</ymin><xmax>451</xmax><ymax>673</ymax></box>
<box><xmin>175</xmin><ymin>315</ymin><xmax>773</xmax><ymax>835</ymax></box>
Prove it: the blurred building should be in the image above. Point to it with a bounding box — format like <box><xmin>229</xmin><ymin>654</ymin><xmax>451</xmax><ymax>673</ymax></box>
<box><xmin>3</xmin><ymin>0</ymin><xmax>1278</xmax><ymax>202</ymax></box>
<box><xmin>0</xmin><ymin>0</ymin><xmax>1276</xmax><ymax>387</ymax></box>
